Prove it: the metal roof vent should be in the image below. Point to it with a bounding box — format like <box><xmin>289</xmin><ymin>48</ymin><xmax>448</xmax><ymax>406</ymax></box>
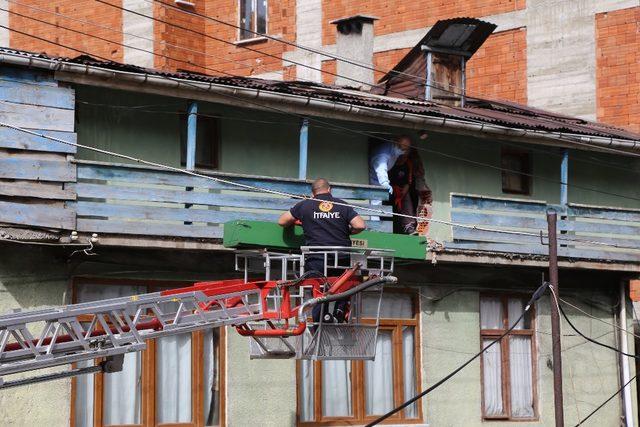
<box><xmin>375</xmin><ymin>18</ymin><xmax>497</xmax><ymax>106</ymax></box>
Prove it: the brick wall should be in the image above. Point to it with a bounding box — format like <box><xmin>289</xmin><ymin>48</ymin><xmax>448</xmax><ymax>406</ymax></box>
<box><xmin>596</xmin><ymin>7</ymin><xmax>640</xmax><ymax>133</ymax></box>
<box><xmin>9</xmin><ymin>0</ymin><xmax>124</xmax><ymax>62</ymax></box>
<box><xmin>466</xmin><ymin>28</ymin><xmax>527</xmax><ymax>103</ymax></box>
<box><xmin>203</xmin><ymin>0</ymin><xmax>295</xmax><ymax>77</ymax></box>
<box><xmin>153</xmin><ymin>1</ymin><xmax>206</xmax><ymax>73</ymax></box>
<box><xmin>322</xmin><ymin>0</ymin><xmax>525</xmax><ymax>46</ymax></box>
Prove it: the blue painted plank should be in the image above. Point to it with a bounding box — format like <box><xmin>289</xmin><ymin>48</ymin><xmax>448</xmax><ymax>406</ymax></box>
<box><xmin>0</xmin><ymin>66</ymin><xmax>57</xmax><ymax>86</ymax></box>
<box><xmin>0</xmin><ymin>157</ymin><xmax>76</xmax><ymax>182</ymax></box>
<box><xmin>451</xmin><ymin>211</ymin><xmax>549</xmax><ymax>230</ymax></box>
<box><xmin>77</xmin><ymin>218</ymin><xmax>223</xmax><ymax>239</ymax></box>
<box><xmin>75</xmin><ymin>201</ymin><xmax>280</xmax><ymax>223</ymax></box>
<box><xmin>186</xmin><ymin>102</ymin><xmax>197</xmax><ymax>171</ymax></box>
<box><xmin>451</xmin><ymin>194</ymin><xmax>547</xmax><ymax>214</ymax></box>
<box><xmin>75</xmin><ymin>183</ymin><xmax>392</xmax><ymax>215</ymax></box>
<box><xmin>0</xmin><ymin>80</ymin><xmax>74</xmax><ymax>109</ymax></box>
<box><xmin>0</xmin><ymin>201</ymin><xmax>75</xmax><ymax>229</ymax></box>
<box><xmin>445</xmin><ymin>241</ymin><xmax>640</xmax><ymax>262</ymax></box>
<box><xmin>77</xmin><ymin>164</ymin><xmax>389</xmax><ymax>203</ymax></box>
<box><xmin>0</xmin><ymin>128</ymin><xmax>76</xmax><ymax>153</ymax></box>
<box><xmin>0</xmin><ymin>102</ymin><xmax>75</xmax><ymax>132</ymax></box>
<box><xmin>452</xmin><ymin>226</ymin><xmax>640</xmax><ymax>250</ymax></box>
<box><xmin>567</xmin><ymin>205</ymin><xmax>640</xmax><ymax>223</ymax></box>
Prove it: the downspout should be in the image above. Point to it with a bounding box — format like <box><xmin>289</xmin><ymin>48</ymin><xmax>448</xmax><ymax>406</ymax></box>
<box><xmin>619</xmin><ymin>280</ymin><xmax>634</xmax><ymax>427</ymax></box>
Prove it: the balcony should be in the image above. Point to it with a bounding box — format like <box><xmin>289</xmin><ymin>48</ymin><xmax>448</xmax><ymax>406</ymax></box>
<box><xmin>71</xmin><ymin>160</ymin><xmax>392</xmax><ymax>240</ymax></box>
<box><xmin>446</xmin><ymin>194</ymin><xmax>640</xmax><ymax>263</ymax></box>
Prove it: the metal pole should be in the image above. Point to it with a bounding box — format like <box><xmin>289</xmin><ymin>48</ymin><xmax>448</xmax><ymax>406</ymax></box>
<box><xmin>619</xmin><ymin>280</ymin><xmax>634</xmax><ymax>427</ymax></box>
<box><xmin>547</xmin><ymin>209</ymin><xmax>564</xmax><ymax>427</ymax></box>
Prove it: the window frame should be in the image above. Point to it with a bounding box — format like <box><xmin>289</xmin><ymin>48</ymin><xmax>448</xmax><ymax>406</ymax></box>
<box><xmin>237</xmin><ymin>0</ymin><xmax>268</xmax><ymax>42</ymax></box>
<box><xmin>479</xmin><ymin>293</ymin><xmax>538</xmax><ymax>422</ymax></box>
<box><xmin>179</xmin><ymin>113</ymin><xmax>220</xmax><ymax>171</ymax></box>
<box><xmin>296</xmin><ymin>290</ymin><xmax>423</xmax><ymax>426</ymax></box>
<box><xmin>69</xmin><ymin>277</ymin><xmax>226</xmax><ymax>427</ymax></box>
<box><xmin>500</xmin><ymin>148</ymin><xmax>532</xmax><ymax>195</ymax></box>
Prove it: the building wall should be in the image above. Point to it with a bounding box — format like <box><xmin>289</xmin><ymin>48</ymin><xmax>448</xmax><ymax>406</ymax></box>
<box><xmin>420</xmin><ymin>282</ymin><xmax>637</xmax><ymax>426</ymax></box>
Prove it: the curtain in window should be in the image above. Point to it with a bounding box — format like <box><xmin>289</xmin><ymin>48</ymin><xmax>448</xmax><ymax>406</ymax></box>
<box><xmin>300</xmin><ymin>360</ymin><xmax>315</xmax><ymax>422</ymax></box>
<box><xmin>365</xmin><ymin>330</ymin><xmax>394</xmax><ymax>415</ymax></box>
<box><xmin>156</xmin><ymin>334</ymin><xmax>192</xmax><ymax>423</ymax></box>
<box><xmin>103</xmin><ymin>351</ymin><xmax>142</xmax><ymax>425</ymax></box>
<box><xmin>402</xmin><ymin>327</ymin><xmax>418</xmax><ymax>418</ymax></box>
<box><xmin>322</xmin><ymin>360</ymin><xmax>352</xmax><ymax>417</ymax></box>
<box><xmin>510</xmin><ymin>336</ymin><xmax>534</xmax><ymax>418</ymax></box>
<box><xmin>74</xmin><ymin>359</ymin><xmax>94</xmax><ymax>427</ymax></box>
<box><xmin>239</xmin><ymin>0</ymin><xmax>253</xmax><ymax>38</ymax></box>
<box><xmin>482</xmin><ymin>339</ymin><xmax>503</xmax><ymax>416</ymax></box>
<box><xmin>508</xmin><ymin>298</ymin><xmax>526</xmax><ymax>329</ymax></box>
<box><xmin>203</xmin><ymin>329</ymin><xmax>219</xmax><ymax>426</ymax></box>
<box><xmin>480</xmin><ymin>297</ymin><xmax>503</xmax><ymax>329</ymax></box>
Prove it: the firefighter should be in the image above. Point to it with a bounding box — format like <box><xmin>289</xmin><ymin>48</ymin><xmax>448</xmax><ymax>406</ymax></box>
<box><xmin>278</xmin><ymin>178</ymin><xmax>366</xmax><ymax>323</ymax></box>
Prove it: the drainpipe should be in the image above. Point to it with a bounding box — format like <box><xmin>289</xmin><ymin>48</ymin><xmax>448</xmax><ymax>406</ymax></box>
<box><xmin>298</xmin><ymin>118</ymin><xmax>309</xmax><ymax>180</ymax></box>
<box><xmin>619</xmin><ymin>280</ymin><xmax>634</xmax><ymax>427</ymax></box>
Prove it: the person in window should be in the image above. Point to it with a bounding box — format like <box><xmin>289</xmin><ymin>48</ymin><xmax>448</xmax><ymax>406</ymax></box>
<box><xmin>369</xmin><ymin>135</ymin><xmax>432</xmax><ymax>234</ymax></box>
<box><xmin>278</xmin><ymin>178</ymin><xmax>366</xmax><ymax>323</ymax></box>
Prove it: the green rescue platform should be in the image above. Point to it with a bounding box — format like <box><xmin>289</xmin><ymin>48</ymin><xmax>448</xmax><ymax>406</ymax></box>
<box><xmin>223</xmin><ymin>220</ymin><xmax>428</xmax><ymax>260</ymax></box>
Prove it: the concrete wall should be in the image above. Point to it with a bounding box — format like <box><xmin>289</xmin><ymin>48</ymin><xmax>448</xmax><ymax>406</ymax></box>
<box><xmin>421</xmin><ymin>284</ymin><xmax>637</xmax><ymax>426</ymax></box>
<box><xmin>0</xmin><ymin>244</ymin><xmax>71</xmax><ymax>427</ymax></box>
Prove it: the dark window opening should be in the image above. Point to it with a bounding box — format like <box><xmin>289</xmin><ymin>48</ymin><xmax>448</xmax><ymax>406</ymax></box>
<box><xmin>180</xmin><ymin>114</ymin><xmax>219</xmax><ymax>170</ymax></box>
<box><xmin>239</xmin><ymin>0</ymin><xmax>267</xmax><ymax>40</ymax></box>
<box><xmin>501</xmin><ymin>149</ymin><xmax>531</xmax><ymax>195</ymax></box>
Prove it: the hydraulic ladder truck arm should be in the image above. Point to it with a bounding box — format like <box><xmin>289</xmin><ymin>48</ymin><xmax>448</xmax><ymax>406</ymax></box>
<box><xmin>0</xmin><ymin>247</ymin><xmax>396</xmax><ymax>389</ymax></box>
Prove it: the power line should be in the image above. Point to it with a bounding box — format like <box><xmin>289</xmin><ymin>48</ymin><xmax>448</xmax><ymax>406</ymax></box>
<box><xmin>573</xmin><ymin>374</ymin><xmax>636</xmax><ymax>427</ymax></box>
<box><xmin>559</xmin><ymin>296</ymin><xmax>640</xmax><ymax>341</ymax></box>
<box><xmin>6</xmin><ymin>0</ymin><xmax>273</xmax><ymax>75</ymax></box>
<box><xmin>365</xmin><ymin>281</ymin><xmax>549</xmax><ymax>426</ymax></box>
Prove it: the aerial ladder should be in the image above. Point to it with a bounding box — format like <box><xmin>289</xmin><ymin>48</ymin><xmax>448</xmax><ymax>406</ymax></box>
<box><xmin>0</xmin><ymin>247</ymin><xmax>395</xmax><ymax>389</ymax></box>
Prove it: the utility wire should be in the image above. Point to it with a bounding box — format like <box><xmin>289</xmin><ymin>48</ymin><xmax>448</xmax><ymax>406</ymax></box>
<box><xmin>573</xmin><ymin>374</ymin><xmax>636</xmax><ymax>427</ymax></box>
<box><xmin>559</xmin><ymin>296</ymin><xmax>640</xmax><ymax>341</ymax></box>
<box><xmin>365</xmin><ymin>280</ymin><xmax>549</xmax><ymax>426</ymax></box>
<box><xmin>6</xmin><ymin>0</ymin><xmax>273</xmax><ymax>75</ymax></box>
<box><xmin>5</xmin><ymin>23</ymin><xmax>640</xmax><ymax>250</ymax></box>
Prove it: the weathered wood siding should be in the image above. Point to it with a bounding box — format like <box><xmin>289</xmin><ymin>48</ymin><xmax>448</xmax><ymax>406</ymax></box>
<box><xmin>448</xmin><ymin>193</ymin><xmax>640</xmax><ymax>262</ymax></box>
<box><xmin>0</xmin><ymin>67</ymin><xmax>77</xmax><ymax>230</ymax></box>
<box><xmin>74</xmin><ymin>161</ymin><xmax>392</xmax><ymax>239</ymax></box>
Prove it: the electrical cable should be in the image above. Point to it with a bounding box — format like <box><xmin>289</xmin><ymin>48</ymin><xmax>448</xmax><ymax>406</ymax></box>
<box><xmin>4</xmin><ymin>22</ymin><xmax>640</xmax><ymax>249</ymax></box>
<box><xmin>365</xmin><ymin>280</ymin><xmax>549</xmax><ymax>426</ymax></box>
<box><xmin>6</xmin><ymin>0</ymin><xmax>273</xmax><ymax>75</ymax></box>
<box><xmin>559</xmin><ymin>296</ymin><xmax>640</xmax><ymax>341</ymax></box>
<box><xmin>573</xmin><ymin>375</ymin><xmax>637</xmax><ymax>426</ymax></box>
<box><xmin>550</xmin><ymin>285</ymin><xmax>638</xmax><ymax>360</ymax></box>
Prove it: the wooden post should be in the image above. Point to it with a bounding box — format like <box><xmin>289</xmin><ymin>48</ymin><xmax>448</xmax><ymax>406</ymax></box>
<box><xmin>298</xmin><ymin>118</ymin><xmax>309</xmax><ymax>180</ymax></box>
<box><xmin>547</xmin><ymin>209</ymin><xmax>564</xmax><ymax>427</ymax></box>
<box><xmin>560</xmin><ymin>149</ymin><xmax>568</xmax><ymax>208</ymax></box>
<box><xmin>186</xmin><ymin>102</ymin><xmax>198</xmax><ymax>171</ymax></box>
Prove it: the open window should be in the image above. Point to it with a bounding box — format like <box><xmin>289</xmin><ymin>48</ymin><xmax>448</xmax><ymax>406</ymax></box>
<box><xmin>239</xmin><ymin>0</ymin><xmax>267</xmax><ymax>41</ymax></box>
<box><xmin>180</xmin><ymin>114</ymin><xmax>219</xmax><ymax>170</ymax></box>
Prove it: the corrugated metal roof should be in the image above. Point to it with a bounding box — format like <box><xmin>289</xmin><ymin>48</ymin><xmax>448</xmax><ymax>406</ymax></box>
<box><xmin>1</xmin><ymin>46</ymin><xmax>639</xmax><ymax>143</ymax></box>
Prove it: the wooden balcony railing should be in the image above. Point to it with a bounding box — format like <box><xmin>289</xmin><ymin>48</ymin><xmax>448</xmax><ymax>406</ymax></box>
<box><xmin>448</xmin><ymin>194</ymin><xmax>640</xmax><ymax>262</ymax></box>
<box><xmin>71</xmin><ymin>161</ymin><xmax>392</xmax><ymax>239</ymax></box>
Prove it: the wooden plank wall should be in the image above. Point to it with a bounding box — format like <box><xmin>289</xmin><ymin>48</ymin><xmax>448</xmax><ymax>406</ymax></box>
<box><xmin>448</xmin><ymin>193</ymin><xmax>640</xmax><ymax>263</ymax></box>
<box><xmin>75</xmin><ymin>161</ymin><xmax>393</xmax><ymax>239</ymax></box>
<box><xmin>0</xmin><ymin>66</ymin><xmax>77</xmax><ymax>230</ymax></box>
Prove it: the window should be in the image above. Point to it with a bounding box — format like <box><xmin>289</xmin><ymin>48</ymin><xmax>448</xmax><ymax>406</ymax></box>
<box><xmin>480</xmin><ymin>295</ymin><xmax>537</xmax><ymax>420</ymax></box>
<box><xmin>71</xmin><ymin>279</ymin><xmax>225</xmax><ymax>427</ymax></box>
<box><xmin>298</xmin><ymin>292</ymin><xmax>422</xmax><ymax>425</ymax></box>
<box><xmin>180</xmin><ymin>114</ymin><xmax>219</xmax><ymax>169</ymax></box>
<box><xmin>239</xmin><ymin>0</ymin><xmax>267</xmax><ymax>40</ymax></box>
<box><xmin>501</xmin><ymin>149</ymin><xmax>531</xmax><ymax>195</ymax></box>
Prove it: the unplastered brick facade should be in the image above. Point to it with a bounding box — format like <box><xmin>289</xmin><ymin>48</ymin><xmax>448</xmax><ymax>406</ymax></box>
<box><xmin>2</xmin><ymin>1</ymin><xmax>639</xmax><ymax>131</ymax></box>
